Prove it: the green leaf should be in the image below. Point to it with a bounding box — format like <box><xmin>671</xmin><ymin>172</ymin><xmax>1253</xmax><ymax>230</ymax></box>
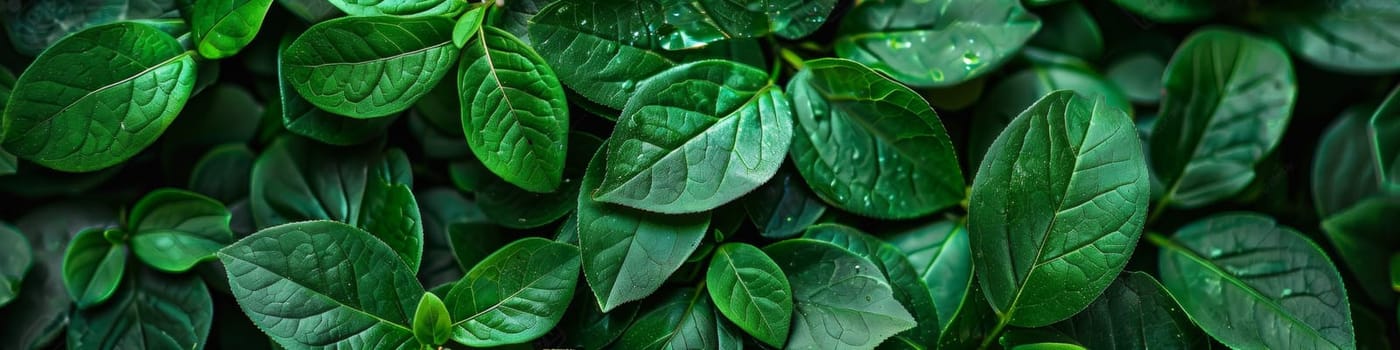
<box><xmin>577</xmin><ymin>144</ymin><xmax>710</xmax><ymax>311</ymax></box>
<box><xmin>0</xmin><ymin>222</ymin><xmax>32</xmax><ymax>308</ymax></box>
<box><xmin>1109</xmin><ymin>0</ymin><xmax>1215</xmax><ymax>22</ymax></box>
<box><xmin>2</xmin><ymin>22</ymin><xmax>196</xmax><ymax>172</ymax></box>
<box><xmin>413</xmin><ymin>291</ymin><xmax>452</xmax><ymax>346</ymax></box>
<box><xmin>1371</xmin><ymin>85</ymin><xmax>1400</xmax><ymax>191</ymax></box>
<box><xmin>452</xmin><ymin>6</ymin><xmax>486</xmax><ymax>48</ymax></box>
<box><xmin>250</xmin><ymin>137</ymin><xmax>424</xmax><ymax>272</ymax></box>
<box><xmin>0</xmin><ymin>67</ymin><xmax>15</xmax><ymax>176</ymax></box>
<box><xmin>617</xmin><ymin>288</ymin><xmax>743</xmax><ymax>350</ymax></box>
<box><xmin>705</xmin><ymin>243</ymin><xmax>793</xmax><ymax>347</ymax></box>
<box><xmin>1052</xmin><ymin>272</ymin><xmax>1210</xmax><ymax>349</ymax></box>
<box><xmin>1255</xmin><ymin>0</ymin><xmax>1400</xmax><ymax>73</ymax></box>
<box><xmin>801</xmin><ymin>224</ymin><xmax>941</xmax><ymax>345</ymax></box>
<box><xmin>886</xmin><ymin>219</ymin><xmax>972</xmax><ymax>332</ymax></box>
<box><xmin>444</xmin><ymin>237</ymin><xmax>580</xmax><ymax>347</ymax></box>
<box><xmin>68</xmin><ymin>266</ymin><xmax>213</xmax><ymax>349</ymax></box>
<box><xmin>742</xmin><ymin>169</ymin><xmax>827</xmax><ymax>239</ymax></box>
<box><xmin>1323</xmin><ymin>196</ymin><xmax>1400</xmax><ymax>307</ymax></box>
<box><xmin>2</xmin><ymin>0</ymin><xmax>180</xmax><ymax>56</ymax></box>
<box><xmin>459</xmin><ymin>26</ymin><xmax>570</xmax><ymax>193</ymax></box>
<box><xmin>500</xmin><ymin>0</ymin><xmax>546</xmax><ymax>44</ymax></box>
<box><xmin>188</xmin><ymin>143</ymin><xmax>256</xmax><ymax>203</ymax></box>
<box><xmin>128</xmin><ymin>189</ymin><xmax>233</xmax><ymax>272</ymax></box>
<box><xmin>62</xmin><ymin>228</ymin><xmax>128</xmax><ymax>309</ymax></box>
<box><xmin>1106</xmin><ymin>52</ymin><xmax>1167</xmax><ymax>105</ymax></box>
<box><xmin>559</xmin><ymin>289</ymin><xmax>640</xmax><ymax>349</ymax></box>
<box><xmin>1312</xmin><ymin>105</ymin><xmax>1386</xmax><ymax>219</ymax></box>
<box><xmin>526</xmin><ymin>0</ymin><xmax>684</xmax><ymax>110</ymax></box>
<box><xmin>765</xmin><ymin>239</ymin><xmax>916</xmax><ymax>348</ymax></box>
<box><xmin>283</xmin><ymin>15</ymin><xmax>458</xmax><ymax>118</ymax></box>
<box><xmin>191</xmin><ymin>0</ymin><xmax>273</xmax><ymax>59</ymax></box>
<box><xmin>218</xmin><ymin>220</ymin><xmax>424</xmax><ymax>349</ymax></box>
<box><xmin>446</xmin><ymin>221</ymin><xmax>505</xmax><ymax>274</ymax></box>
<box><xmin>1152</xmin><ymin>28</ymin><xmax>1296</xmax><ymax>208</ymax></box>
<box><xmin>416</xmin><ymin>187</ymin><xmax>487</xmax><ymax>288</ymax></box>
<box><xmin>657</xmin><ymin>0</ymin><xmax>836</xmax><ymax>49</ymax></box>
<box><xmin>935</xmin><ymin>282</ymin><xmax>1000</xmax><ymax>350</ymax></box>
<box><xmin>969</xmin><ymin>90</ymin><xmax>1149</xmax><ymax>327</ymax></box>
<box><xmin>2</xmin><ymin>201</ymin><xmax>118</xmax><ymax>349</ymax></box>
<box><xmin>330</xmin><ymin>0</ymin><xmax>465</xmax><ymax>16</ymax></box>
<box><xmin>276</xmin><ymin>30</ymin><xmax>396</xmax><ymax>146</ymax></box>
<box><xmin>278</xmin><ymin>0</ymin><xmax>344</xmax><ymax>23</ymax></box>
<box><xmin>787</xmin><ymin>58</ymin><xmax>964</xmax><ymax>219</ymax></box>
<box><xmin>835</xmin><ymin>0</ymin><xmax>1041</xmax><ymax>87</ymax></box>
<box><xmin>1153</xmin><ymin>213</ymin><xmax>1356</xmax><ymax>349</ymax></box>
<box><xmin>1028</xmin><ymin>2</ymin><xmax>1103</xmax><ymax>61</ymax></box>
<box><xmin>477</xmin><ymin>132</ymin><xmax>601</xmax><ymax>229</ymax></box>
<box><xmin>598</xmin><ymin>60</ymin><xmax>792</xmax><ymax>213</ymax></box>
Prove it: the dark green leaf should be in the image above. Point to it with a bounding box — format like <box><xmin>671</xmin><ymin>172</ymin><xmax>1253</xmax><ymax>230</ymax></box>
<box><xmin>835</xmin><ymin>0</ymin><xmax>1041</xmax><ymax>87</ymax></box>
<box><xmin>886</xmin><ymin>219</ymin><xmax>972</xmax><ymax>332</ymax></box>
<box><xmin>0</xmin><ymin>223</ymin><xmax>32</xmax><ymax>308</ymax></box>
<box><xmin>742</xmin><ymin>169</ymin><xmax>827</xmax><ymax>239</ymax></box>
<box><xmin>802</xmin><ymin>224</ymin><xmax>940</xmax><ymax>345</ymax></box>
<box><xmin>277</xmin><ymin>0</ymin><xmax>343</xmax><ymax>22</ymax></box>
<box><xmin>416</xmin><ymin>187</ymin><xmax>486</xmax><ymax>288</ymax></box>
<box><xmin>526</xmin><ymin>0</ymin><xmax>683</xmax><ymax>110</ymax></box>
<box><xmin>1109</xmin><ymin>0</ymin><xmax>1214</xmax><ymax>22</ymax></box>
<box><xmin>277</xmin><ymin>30</ymin><xmax>395</xmax><ymax>146</ymax></box>
<box><xmin>1053</xmin><ymin>272</ymin><xmax>1210</xmax><ymax>349</ymax></box>
<box><xmin>1371</xmin><ymin>85</ymin><xmax>1400</xmax><ymax>191</ymax></box>
<box><xmin>1323</xmin><ymin>197</ymin><xmax>1400</xmax><ymax>307</ymax></box>
<box><xmin>787</xmin><ymin>58</ymin><xmax>964</xmax><ymax>219</ymax></box>
<box><xmin>2</xmin><ymin>201</ymin><xmax>117</xmax><ymax>349</ymax></box>
<box><xmin>413</xmin><ymin>291</ymin><xmax>452</xmax><ymax>347</ymax></box>
<box><xmin>1106</xmin><ymin>52</ymin><xmax>1166</xmax><ymax>105</ymax></box>
<box><xmin>329</xmin><ymin>0</ymin><xmax>465</xmax><ymax>16</ymax></box>
<box><xmin>188</xmin><ymin>143</ymin><xmax>256</xmax><ymax>203</ymax></box>
<box><xmin>128</xmin><ymin>189</ymin><xmax>233</xmax><ymax>272</ymax></box>
<box><xmin>192</xmin><ymin>0</ymin><xmax>273</xmax><ymax>59</ymax></box>
<box><xmin>765</xmin><ymin>239</ymin><xmax>916</xmax><ymax>348</ymax></box>
<box><xmin>1255</xmin><ymin>0</ymin><xmax>1400</xmax><ymax>73</ymax></box>
<box><xmin>477</xmin><ymin>132</ymin><xmax>601</xmax><ymax>229</ymax></box>
<box><xmin>62</xmin><ymin>228</ymin><xmax>128</xmax><ymax>309</ymax></box>
<box><xmin>937</xmin><ymin>275</ymin><xmax>1000</xmax><ymax>350</ymax></box>
<box><xmin>444</xmin><ymin>237</ymin><xmax>580</xmax><ymax>347</ymax></box>
<box><xmin>67</xmin><ymin>266</ymin><xmax>213</xmax><ymax>350</ymax></box>
<box><xmin>2</xmin><ymin>0</ymin><xmax>180</xmax><ymax>56</ymax></box>
<box><xmin>446</xmin><ymin>221</ymin><xmax>504</xmax><ymax>273</ymax></box>
<box><xmin>657</xmin><ymin>0</ymin><xmax>835</xmax><ymax>49</ymax></box>
<box><xmin>970</xmin><ymin>90</ymin><xmax>1149</xmax><ymax>327</ymax></box>
<box><xmin>283</xmin><ymin>15</ymin><xmax>457</xmax><ymax>118</ymax></box>
<box><xmin>705</xmin><ymin>243</ymin><xmax>792</xmax><ymax>347</ymax></box>
<box><xmin>559</xmin><ymin>287</ymin><xmax>639</xmax><ymax>349</ymax></box>
<box><xmin>1029</xmin><ymin>2</ymin><xmax>1103</xmax><ymax>61</ymax></box>
<box><xmin>0</xmin><ymin>67</ymin><xmax>14</xmax><ymax>176</ymax></box>
<box><xmin>500</xmin><ymin>0</ymin><xmax>546</xmax><ymax>44</ymax></box>
<box><xmin>617</xmin><ymin>288</ymin><xmax>743</xmax><ymax>350</ymax></box>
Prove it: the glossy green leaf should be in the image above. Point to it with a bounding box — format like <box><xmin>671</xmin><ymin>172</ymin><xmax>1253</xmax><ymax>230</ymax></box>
<box><xmin>413</xmin><ymin>291</ymin><xmax>452</xmax><ymax>347</ymax></box>
<box><xmin>188</xmin><ymin>144</ymin><xmax>256</xmax><ymax>203</ymax></box>
<box><xmin>835</xmin><ymin>0</ymin><xmax>1041</xmax><ymax>87</ymax></box>
<box><xmin>460</xmin><ymin>26</ymin><xmax>570</xmax><ymax>193</ymax></box>
<box><xmin>526</xmin><ymin>0</ymin><xmax>685</xmax><ymax>110</ymax></box>
<box><xmin>788</xmin><ymin>58</ymin><xmax>964</xmax><ymax>219</ymax></box>
<box><xmin>1152</xmin><ymin>29</ymin><xmax>1296</xmax><ymax>208</ymax></box>
<box><xmin>765</xmin><ymin>239</ymin><xmax>916</xmax><ymax>348</ymax></box>
<box><xmin>617</xmin><ymin>288</ymin><xmax>743</xmax><ymax>350</ymax></box>
<box><xmin>886</xmin><ymin>219</ymin><xmax>972</xmax><ymax>332</ymax></box>
<box><xmin>67</xmin><ymin>266</ymin><xmax>213</xmax><ymax>350</ymax></box>
<box><xmin>705</xmin><ymin>243</ymin><xmax>793</xmax><ymax>347</ymax></box>
<box><xmin>559</xmin><ymin>289</ymin><xmax>640</xmax><ymax>350</ymax></box>
<box><xmin>500</xmin><ymin>0</ymin><xmax>546</xmax><ymax>44</ymax></box>
<box><xmin>578</xmin><ymin>145</ymin><xmax>710</xmax><ymax>311</ymax></box>
<box><xmin>1154</xmin><ymin>213</ymin><xmax>1356</xmax><ymax>349</ymax></box>
<box><xmin>657</xmin><ymin>0</ymin><xmax>836</xmax><ymax>49</ymax></box>
<box><xmin>219</xmin><ymin>220</ymin><xmax>424</xmax><ymax>349</ymax></box>
<box><xmin>329</xmin><ymin>0</ymin><xmax>465</xmax><ymax>16</ymax></box>
<box><xmin>597</xmin><ymin>60</ymin><xmax>791</xmax><ymax>213</ymax></box>
<box><xmin>452</xmin><ymin>6</ymin><xmax>486</xmax><ymax>48</ymax></box>
<box><xmin>128</xmin><ymin>189</ymin><xmax>233</xmax><ymax>272</ymax></box>
<box><xmin>192</xmin><ymin>0</ymin><xmax>273</xmax><ymax>59</ymax></box>
<box><xmin>477</xmin><ymin>133</ymin><xmax>600</xmax><ymax>229</ymax></box>
<box><xmin>275</xmin><ymin>30</ymin><xmax>395</xmax><ymax>146</ymax></box>
<box><xmin>802</xmin><ymin>224</ymin><xmax>941</xmax><ymax>346</ymax></box>
<box><xmin>969</xmin><ymin>90</ymin><xmax>1149</xmax><ymax>327</ymax></box>
<box><xmin>250</xmin><ymin>137</ymin><xmax>423</xmax><ymax>272</ymax></box>
<box><xmin>999</xmin><ymin>329</ymin><xmax>1084</xmax><ymax>350</ymax></box>
<box><xmin>742</xmin><ymin>169</ymin><xmax>826</xmax><ymax>239</ymax></box>
<box><xmin>0</xmin><ymin>223</ymin><xmax>32</xmax><ymax>308</ymax></box>
<box><xmin>283</xmin><ymin>15</ymin><xmax>458</xmax><ymax>118</ymax></box>
<box><xmin>1255</xmin><ymin>0</ymin><xmax>1400</xmax><ymax>73</ymax></box>
<box><xmin>2</xmin><ymin>0</ymin><xmax>180</xmax><ymax>56</ymax></box>
<box><xmin>1053</xmin><ymin>272</ymin><xmax>1210</xmax><ymax>349</ymax></box>
<box><xmin>1110</xmin><ymin>0</ymin><xmax>1214</xmax><ymax>22</ymax></box>
<box><xmin>2</xmin><ymin>22</ymin><xmax>196</xmax><ymax>172</ymax></box>
<box><xmin>444</xmin><ymin>237</ymin><xmax>580</xmax><ymax>347</ymax></box>
<box><xmin>62</xmin><ymin>228</ymin><xmax>128</xmax><ymax>309</ymax></box>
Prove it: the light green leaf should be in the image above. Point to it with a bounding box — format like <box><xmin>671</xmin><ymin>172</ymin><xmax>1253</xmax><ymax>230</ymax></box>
<box><xmin>2</xmin><ymin>22</ymin><xmax>196</xmax><ymax>172</ymax></box>
<box><xmin>1152</xmin><ymin>28</ymin><xmax>1296</xmax><ymax>208</ymax></box>
<box><xmin>1255</xmin><ymin>0</ymin><xmax>1400</xmax><ymax>73</ymax></box>
<box><xmin>62</xmin><ymin>228</ymin><xmax>128</xmax><ymax>309</ymax></box>
<box><xmin>787</xmin><ymin>58</ymin><xmax>964</xmax><ymax>219</ymax></box>
<box><xmin>459</xmin><ymin>26</ymin><xmax>570</xmax><ymax>193</ymax></box>
<box><xmin>1109</xmin><ymin>0</ymin><xmax>1215</xmax><ymax>22</ymax></box>
<box><xmin>835</xmin><ymin>0</ymin><xmax>1041</xmax><ymax>87</ymax></box>
<box><xmin>765</xmin><ymin>239</ymin><xmax>916</xmax><ymax>349</ymax></box>
<box><xmin>67</xmin><ymin>266</ymin><xmax>213</xmax><ymax>350</ymax></box>
<box><xmin>886</xmin><ymin>219</ymin><xmax>972</xmax><ymax>333</ymax></box>
<box><xmin>445</xmin><ymin>238</ymin><xmax>580</xmax><ymax>347</ymax></box>
<box><xmin>413</xmin><ymin>291</ymin><xmax>452</xmax><ymax>347</ymax></box>
<box><xmin>1053</xmin><ymin>272</ymin><xmax>1210</xmax><ymax>349</ymax></box>
<box><xmin>617</xmin><ymin>288</ymin><xmax>743</xmax><ymax>350</ymax></box>
<box><xmin>452</xmin><ymin>6</ymin><xmax>486</xmax><ymax>48</ymax></box>
<box><xmin>276</xmin><ymin>30</ymin><xmax>395</xmax><ymax>146</ymax></box>
<box><xmin>657</xmin><ymin>0</ymin><xmax>835</xmax><ymax>49</ymax></box>
<box><xmin>219</xmin><ymin>220</ymin><xmax>424</xmax><ymax>349</ymax></box>
<box><xmin>970</xmin><ymin>90</ymin><xmax>1149</xmax><ymax>327</ymax></box>
<box><xmin>599</xmin><ymin>60</ymin><xmax>792</xmax><ymax>214</ymax></box>
<box><xmin>1153</xmin><ymin>213</ymin><xmax>1356</xmax><ymax>350</ymax></box>
<box><xmin>330</xmin><ymin>0</ymin><xmax>465</xmax><ymax>16</ymax></box>
<box><xmin>283</xmin><ymin>15</ymin><xmax>458</xmax><ymax>118</ymax></box>
<box><xmin>742</xmin><ymin>169</ymin><xmax>827</xmax><ymax>239</ymax></box>
<box><xmin>0</xmin><ymin>223</ymin><xmax>32</xmax><ymax>308</ymax></box>
<box><xmin>192</xmin><ymin>0</ymin><xmax>274</xmax><ymax>59</ymax></box>
<box><xmin>706</xmin><ymin>243</ymin><xmax>793</xmax><ymax>347</ymax></box>
<box><xmin>128</xmin><ymin>189</ymin><xmax>233</xmax><ymax>273</ymax></box>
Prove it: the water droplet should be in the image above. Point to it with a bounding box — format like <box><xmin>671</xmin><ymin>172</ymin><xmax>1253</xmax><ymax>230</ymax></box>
<box><xmin>621</xmin><ymin>80</ymin><xmax>636</xmax><ymax>91</ymax></box>
<box><xmin>1208</xmin><ymin>248</ymin><xmax>1222</xmax><ymax>258</ymax></box>
<box><xmin>784</xmin><ymin>216</ymin><xmax>794</xmax><ymax>222</ymax></box>
<box><xmin>929</xmin><ymin>69</ymin><xmax>945</xmax><ymax>81</ymax></box>
<box><xmin>851</xmin><ymin>150</ymin><xmax>861</xmax><ymax>160</ymax></box>
<box><xmin>579</xmin><ymin>19</ymin><xmax>588</xmax><ymax>26</ymax></box>
<box><xmin>865</xmin><ymin>295</ymin><xmax>872</xmax><ymax>302</ymax></box>
<box><xmin>962</xmin><ymin>52</ymin><xmax>981</xmax><ymax>65</ymax></box>
<box><xmin>517</xmin><ymin>218</ymin><xmax>527</xmax><ymax>223</ymax></box>
<box><xmin>1281</xmin><ymin>288</ymin><xmax>1293</xmax><ymax>297</ymax></box>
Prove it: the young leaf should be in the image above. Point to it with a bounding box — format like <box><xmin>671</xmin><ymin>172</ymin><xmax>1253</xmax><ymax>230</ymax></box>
<box><xmin>617</xmin><ymin>288</ymin><xmax>743</xmax><ymax>350</ymax></box>
<box><xmin>526</xmin><ymin>0</ymin><xmax>683</xmax><ymax>110</ymax></box>
<box><xmin>413</xmin><ymin>291</ymin><xmax>452</xmax><ymax>347</ymax></box>
<box><xmin>276</xmin><ymin>30</ymin><xmax>396</xmax><ymax>146</ymax></box>
<box><xmin>1053</xmin><ymin>272</ymin><xmax>1210</xmax><ymax>349</ymax></box>
<box><xmin>459</xmin><ymin>26</ymin><xmax>570</xmax><ymax>193</ymax></box>
<box><xmin>218</xmin><ymin>220</ymin><xmax>425</xmax><ymax>349</ymax></box>
<box><xmin>802</xmin><ymin>224</ymin><xmax>941</xmax><ymax>345</ymax></box>
<box><xmin>578</xmin><ymin>145</ymin><xmax>710</xmax><ymax>312</ymax></box>
<box><xmin>68</xmin><ymin>266</ymin><xmax>213</xmax><ymax>349</ymax></box>
<box><xmin>2</xmin><ymin>22</ymin><xmax>196</xmax><ymax>172</ymax></box>
<box><xmin>1109</xmin><ymin>0</ymin><xmax>1215</xmax><ymax>22</ymax></box>
<box><xmin>1255</xmin><ymin>0</ymin><xmax>1400</xmax><ymax>73</ymax></box>
<box><xmin>787</xmin><ymin>58</ymin><xmax>964</xmax><ymax>219</ymax></box>
<box><xmin>444</xmin><ymin>237</ymin><xmax>580</xmax><ymax>347</ymax></box>
<box><xmin>1153</xmin><ymin>213</ymin><xmax>1356</xmax><ymax>349</ymax></box>
<box><xmin>657</xmin><ymin>0</ymin><xmax>836</xmax><ymax>49</ymax></box>
<box><xmin>0</xmin><ymin>223</ymin><xmax>32</xmax><ymax>308</ymax></box>
<box><xmin>128</xmin><ymin>189</ymin><xmax>233</xmax><ymax>272</ymax></box>
<box><xmin>765</xmin><ymin>239</ymin><xmax>916</xmax><ymax>348</ymax></box>
<box><xmin>835</xmin><ymin>0</ymin><xmax>1041</xmax><ymax>87</ymax></box>
<box><xmin>452</xmin><ymin>6</ymin><xmax>486</xmax><ymax>48</ymax></box>
<box><xmin>1152</xmin><ymin>28</ymin><xmax>1296</xmax><ymax>208</ymax></box>
<box><xmin>742</xmin><ymin>169</ymin><xmax>827</xmax><ymax>239</ymax></box>
<box><xmin>62</xmin><ymin>228</ymin><xmax>128</xmax><ymax>309</ymax></box>
<box><xmin>969</xmin><ymin>90</ymin><xmax>1149</xmax><ymax>327</ymax></box>
<box><xmin>282</xmin><ymin>15</ymin><xmax>457</xmax><ymax>118</ymax></box>
<box><xmin>886</xmin><ymin>219</ymin><xmax>973</xmax><ymax>332</ymax></box>
<box><xmin>599</xmin><ymin>60</ymin><xmax>792</xmax><ymax>214</ymax></box>
<box><xmin>191</xmin><ymin>0</ymin><xmax>274</xmax><ymax>59</ymax></box>
<box><xmin>705</xmin><ymin>243</ymin><xmax>793</xmax><ymax>347</ymax></box>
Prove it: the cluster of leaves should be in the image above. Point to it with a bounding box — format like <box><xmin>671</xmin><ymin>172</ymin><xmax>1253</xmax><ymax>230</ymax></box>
<box><xmin>0</xmin><ymin>0</ymin><xmax>1397</xmax><ymax>349</ymax></box>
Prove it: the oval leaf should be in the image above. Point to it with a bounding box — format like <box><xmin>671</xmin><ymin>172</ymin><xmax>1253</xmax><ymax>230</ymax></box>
<box><xmin>705</xmin><ymin>243</ymin><xmax>793</xmax><ymax>347</ymax></box>
<box><xmin>765</xmin><ymin>239</ymin><xmax>916</xmax><ymax>348</ymax></box>
<box><xmin>1256</xmin><ymin>0</ymin><xmax>1400</xmax><ymax>73</ymax></box>
<box><xmin>283</xmin><ymin>15</ymin><xmax>458</xmax><ymax>118</ymax></box>
<box><xmin>444</xmin><ymin>237</ymin><xmax>580</xmax><ymax>347</ymax></box>
<box><xmin>802</xmin><ymin>224</ymin><xmax>941</xmax><ymax>345</ymax></box>
<box><xmin>129</xmin><ymin>188</ymin><xmax>233</xmax><ymax>272</ymax></box>
<box><xmin>192</xmin><ymin>0</ymin><xmax>274</xmax><ymax>59</ymax></box>
<box><xmin>1053</xmin><ymin>272</ymin><xmax>1210</xmax><ymax>349</ymax></box>
<box><xmin>67</xmin><ymin>267</ymin><xmax>213</xmax><ymax>349</ymax></box>
<box><xmin>413</xmin><ymin>291</ymin><xmax>452</xmax><ymax>346</ymax></box>
<box><xmin>835</xmin><ymin>0</ymin><xmax>1041</xmax><ymax>87</ymax></box>
<box><xmin>528</xmin><ymin>0</ymin><xmax>678</xmax><ymax>110</ymax></box>
<box><xmin>62</xmin><ymin>228</ymin><xmax>128</xmax><ymax>309</ymax></box>
<box><xmin>277</xmin><ymin>30</ymin><xmax>396</xmax><ymax>146</ymax></box>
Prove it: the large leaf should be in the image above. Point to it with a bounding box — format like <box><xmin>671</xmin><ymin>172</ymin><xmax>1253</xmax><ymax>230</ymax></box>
<box><xmin>617</xmin><ymin>288</ymin><xmax>743</xmax><ymax>350</ymax></box>
<box><xmin>1053</xmin><ymin>272</ymin><xmax>1210</xmax><ymax>349</ymax></box>
<box><xmin>444</xmin><ymin>237</ymin><xmax>580</xmax><ymax>347</ymax></box>
<box><xmin>1151</xmin><ymin>28</ymin><xmax>1296</xmax><ymax>208</ymax></box>
<box><xmin>275</xmin><ymin>30</ymin><xmax>395</xmax><ymax>146</ymax></box>
<box><xmin>477</xmin><ymin>133</ymin><xmax>601</xmax><ymax>229</ymax></box>
<box><xmin>62</xmin><ymin>228</ymin><xmax>128</xmax><ymax>309</ymax></box>
<box><xmin>657</xmin><ymin>0</ymin><xmax>836</xmax><ymax>49</ymax></box>
<box><xmin>2</xmin><ymin>201</ymin><xmax>117</xmax><ymax>349</ymax></box>
<box><xmin>886</xmin><ymin>219</ymin><xmax>973</xmax><ymax>332</ymax></box>
<box><xmin>128</xmin><ymin>189</ymin><xmax>233</xmax><ymax>273</ymax></box>
<box><xmin>835</xmin><ymin>0</ymin><xmax>1041</xmax><ymax>87</ymax></box>
<box><xmin>2</xmin><ymin>22</ymin><xmax>196</xmax><ymax>172</ymax></box>
<box><xmin>787</xmin><ymin>58</ymin><xmax>964</xmax><ymax>219</ymax></box>
<box><xmin>1255</xmin><ymin>0</ymin><xmax>1400</xmax><ymax>73</ymax></box>
<box><xmin>705</xmin><ymin>243</ymin><xmax>793</xmax><ymax>347</ymax></box>
<box><xmin>250</xmin><ymin>136</ymin><xmax>423</xmax><ymax>272</ymax></box>
<box><xmin>597</xmin><ymin>60</ymin><xmax>792</xmax><ymax>214</ymax></box>
<box><xmin>2</xmin><ymin>0</ymin><xmax>180</xmax><ymax>56</ymax></box>
<box><xmin>765</xmin><ymin>239</ymin><xmax>916</xmax><ymax>349</ymax></box>
<box><xmin>67</xmin><ymin>266</ymin><xmax>213</xmax><ymax>350</ymax></box>
<box><xmin>577</xmin><ymin>144</ymin><xmax>710</xmax><ymax>311</ymax></box>
<box><xmin>1109</xmin><ymin>0</ymin><xmax>1215</xmax><ymax>23</ymax></box>
<box><xmin>742</xmin><ymin>169</ymin><xmax>827</xmax><ymax>239</ymax></box>
<box><xmin>0</xmin><ymin>223</ymin><xmax>32</xmax><ymax>308</ymax></box>
<box><xmin>282</xmin><ymin>15</ymin><xmax>458</xmax><ymax>118</ymax></box>
<box><xmin>802</xmin><ymin>224</ymin><xmax>941</xmax><ymax>346</ymax></box>
<box><xmin>329</xmin><ymin>0</ymin><xmax>465</xmax><ymax>16</ymax></box>
<box><xmin>1153</xmin><ymin>213</ymin><xmax>1356</xmax><ymax>349</ymax></box>
<box><xmin>218</xmin><ymin>220</ymin><xmax>425</xmax><ymax>349</ymax></box>
<box><xmin>191</xmin><ymin>0</ymin><xmax>273</xmax><ymax>59</ymax></box>
<box><xmin>969</xmin><ymin>90</ymin><xmax>1149</xmax><ymax>327</ymax></box>
<box><xmin>459</xmin><ymin>26</ymin><xmax>570</xmax><ymax>193</ymax></box>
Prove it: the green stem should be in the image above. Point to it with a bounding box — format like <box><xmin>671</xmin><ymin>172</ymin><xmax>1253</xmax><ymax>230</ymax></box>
<box><xmin>1145</xmin><ymin>232</ymin><xmax>1174</xmax><ymax>249</ymax></box>
<box><xmin>1146</xmin><ymin>192</ymin><xmax>1172</xmax><ymax>225</ymax></box>
<box><xmin>978</xmin><ymin>315</ymin><xmax>1012</xmax><ymax>350</ymax></box>
<box><xmin>780</xmin><ymin>48</ymin><xmax>806</xmax><ymax>70</ymax></box>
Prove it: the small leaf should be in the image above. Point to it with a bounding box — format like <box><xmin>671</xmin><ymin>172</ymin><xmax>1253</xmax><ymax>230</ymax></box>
<box><xmin>452</xmin><ymin>6</ymin><xmax>486</xmax><ymax>48</ymax></box>
<box><xmin>62</xmin><ymin>228</ymin><xmax>128</xmax><ymax>309</ymax></box>
<box><xmin>765</xmin><ymin>239</ymin><xmax>916</xmax><ymax>348</ymax></box>
<box><xmin>283</xmin><ymin>15</ymin><xmax>458</xmax><ymax>118</ymax></box>
<box><xmin>414</xmin><ymin>291</ymin><xmax>452</xmax><ymax>346</ymax></box>
<box><xmin>128</xmin><ymin>188</ymin><xmax>234</xmax><ymax>272</ymax></box>
<box><xmin>835</xmin><ymin>0</ymin><xmax>1041</xmax><ymax>87</ymax></box>
<box><xmin>802</xmin><ymin>224</ymin><xmax>941</xmax><ymax>345</ymax></box>
<box><xmin>445</xmin><ymin>237</ymin><xmax>580</xmax><ymax>347</ymax></box>
<box><xmin>705</xmin><ymin>243</ymin><xmax>793</xmax><ymax>347</ymax></box>
<box><xmin>67</xmin><ymin>266</ymin><xmax>213</xmax><ymax>349</ymax></box>
<box><xmin>526</xmin><ymin>0</ymin><xmax>686</xmax><ymax>110</ymax></box>
<box><xmin>192</xmin><ymin>0</ymin><xmax>274</xmax><ymax>59</ymax></box>
<box><xmin>0</xmin><ymin>223</ymin><xmax>33</xmax><ymax>308</ymax></box>
<box><xmin>330</xmin><ymin>0</ymin><xmax>466</xmax><ymax>16</ymax></box>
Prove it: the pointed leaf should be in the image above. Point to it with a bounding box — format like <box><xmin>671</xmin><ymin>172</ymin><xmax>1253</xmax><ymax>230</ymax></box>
<box><xmin>444</xmin><ymin>237</ymin><xmax>580</xmax><ymax>347</ymax></box>
<box><xmin>706</xmin><ymin>243</ymin><xmax>793</xmax><ymax>347</ymax></box>
<box><xmin>766</xmin><ymin>239</ymin><xmax>916</xmax><ymax>348</ymax></box>
<box><xmin>1256</xmin><ymin>0</ymin><xmax>1400</xmax><ymax>73</ymax></box>
<box><xmin>129</xmin><ymin>189</ymin><xmax>233</xmax><ymax>272</ymax></box>
<box><xmin>657</xmin><ymin>0</ymin><xmax>835</xmax><ymax>49</ymax></box>
<box><xmin>283</xmin><ymin>15</ymin><xmax>458</xmax><ymax>118</ymax></box>
<box><xmin>413</xmin><ymin>291</ymin><xmax>452</xmax><ymax>346</ymax></box>
<box><xmin>802</xmin><ymin>224</ymin><xmax>941</xmax><ymax>345</ymax></box>
<box><xmin>886</xmin><ymin>219</ymin><xmax>972</xmax><ymax>332</ymax></box>
<box><xmin>528</xmin><ymin>0</ymin><xmax>679</xmax><ymax>110</ymax></box>
<box><xmin>618</xmin><ymin>288</ymin><xmax>743</xmax><ymax>350</ymax></box>
<box><xmin>277</xmin><ymin>30</ymin><xmax>396</xmax><ymax>146</ymax></box>
<box><xmin>1053</xmin><ymin>272</ymin><xmax>1210</xmax><ymax>349</ymax></box>
<box><xmin>192</xmin><ymin>0</ymin><xmax>274</xmax><ymax>59</ymax></box>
